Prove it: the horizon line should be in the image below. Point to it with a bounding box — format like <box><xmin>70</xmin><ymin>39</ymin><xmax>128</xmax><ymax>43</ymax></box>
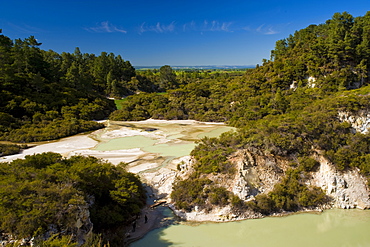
<box><xmin>134</xmin><ymin>64</ymin><xmax>256</xmax><ymax>68</ymax></box>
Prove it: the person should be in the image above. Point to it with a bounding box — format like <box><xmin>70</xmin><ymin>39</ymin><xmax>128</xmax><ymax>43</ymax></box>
<box><xmin>145</xmin><ymin>214</ymin><xmax>148</xmax><ymax>224</ymax></box>
<box><xmin>132</xmin><ymin>220</ymin><xmax>136</xmax><ymax>232</ymax></box>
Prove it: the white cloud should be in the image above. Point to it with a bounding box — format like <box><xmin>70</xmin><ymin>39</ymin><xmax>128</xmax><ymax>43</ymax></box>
<box><xmin>255</xmin><ymin>24</ymin><xmax>279</xmax><ymax>35</ymax></box>
<box><xmin>182</xmin><ymin>20</ymin><xmax>233</xmax><ymax>32</ymax></box>
<box><xmin>183</xmin><ymin>20</ymin><xmax>196</xmax><ymax>32</ymax></box>
<box><xmin>265</xmin><ymin>28</ymin><xmax>278</xmax><ymax>35</ymax></box>
<box><xmin>139</xmin><ymin>22</ymin><xmax>176</xmax><ymax>34</ymax></box>
<box><xmin>86</xmin><ymin>21</ymin><xmax>127</xmax><ymax>33</ymax></box>
<box><xmin>139</xmin><ymin>20</ymin><xmax>233</xmax><ymax>34</ymax></box>
<box><xmin>220</xmin><ymin>22</ymin><xmax>232</xmax><ymax>32</ymax></box>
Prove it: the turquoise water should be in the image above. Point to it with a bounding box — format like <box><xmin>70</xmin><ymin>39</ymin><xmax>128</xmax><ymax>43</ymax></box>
<box><xmin>131</xmin><ymin>209</ymin><xmax>370</xmax><ymax>247</ymax></box>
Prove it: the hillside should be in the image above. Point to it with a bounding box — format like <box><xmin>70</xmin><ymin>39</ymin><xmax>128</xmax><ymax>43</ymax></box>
<box><xmin>0</xmin><ymin>30</ymin><xmax>160</xmax><ymax>145</ymax></box>
<box><xmin>166</xmin><ymin>11</ymin><xmax>370</xmax><ymax>217</ymax></box>
<box><xmin>1</xmin><ymin>10</ymin><xmax>370</xmax><ymax>246</ymax></box>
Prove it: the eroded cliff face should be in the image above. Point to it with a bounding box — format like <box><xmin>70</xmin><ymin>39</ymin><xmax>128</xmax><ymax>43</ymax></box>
<box><xmin>168</xmin><ymin>148</ymin><xmax>370</xmax><ymax>222</ymax></box>
<box><xmin>310</xmin><ymin>153</ymin><xmax>370</xmax><ymax>209</ymax></box>
<box><xmin>230</xmin><ymin>149</ymin><xmax>288</xmax><ymax>201</ymax></box>
<box><xmin>338</xmin><ymin>110</ymin><xmax>370</xmax><ymax>134</ymax></box>
<box><xmin>231</xmin><ymin>149</ymin><xmax>370</xmax><ymax>209</ymax></box>
<box><xmin>167</xmin><ymin>149</ymin><xmax>289</xmax><ymax>221</ymax></box>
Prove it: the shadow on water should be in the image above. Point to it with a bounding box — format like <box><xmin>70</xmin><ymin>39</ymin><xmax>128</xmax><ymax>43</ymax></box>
<box><xmin>129</xmin><ymin>228</ymin><xmax>179</xmax><ymax>247</ymax></box>
<box><xmin>129</xmin><ymin>206</ymin><xmax>184</xmax><ymax>247</ymax></box>
<box><xmin>129</xmin><ymin>225</ymin><xmax>183</xmax><ymax>247</ymax></box>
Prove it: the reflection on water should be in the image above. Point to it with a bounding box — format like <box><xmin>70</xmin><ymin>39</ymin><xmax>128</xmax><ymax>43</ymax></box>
<box><xmin>131</xmin><ymin>209</ymin><xmax>370</xmax><ymax>247</ymax></box>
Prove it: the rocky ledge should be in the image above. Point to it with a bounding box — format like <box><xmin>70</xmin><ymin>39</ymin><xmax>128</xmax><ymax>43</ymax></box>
<box><xmin>149</xmin><ymin>148</ymin><xmax>369</xmax><ymax>223</ymax></box>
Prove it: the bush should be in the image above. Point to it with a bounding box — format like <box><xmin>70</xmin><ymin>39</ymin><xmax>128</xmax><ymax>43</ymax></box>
<box><xmin>298</xmin><ymin>157</ymin><xmax>320</xmax><ymax>172</ymax></box>
<box><xmin>0</xmin><ymin>153</ymin><xmax>146</xmax><ymax>243</ymax></box>
<box><xmin>171</xmin><ymin>177</ymin><xmax>212</xmax><ymax>211</ymax></box>
<box><xmin>0</xmin><ymin>144</ymin><xmax>27</xmax><ymax>156</ymax></box>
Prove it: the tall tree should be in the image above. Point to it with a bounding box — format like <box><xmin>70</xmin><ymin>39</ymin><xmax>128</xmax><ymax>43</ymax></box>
<box><xmin>159</xmin><ymin>65</ymin><xmax>177</xmax><ymax>91</ymax></box>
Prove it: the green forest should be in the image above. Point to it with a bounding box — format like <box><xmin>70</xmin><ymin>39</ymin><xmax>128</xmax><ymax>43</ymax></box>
<box><xmin>1</xmin><ymin>10</ymin><xmax>370</xmax><ymax>246</ymax></box>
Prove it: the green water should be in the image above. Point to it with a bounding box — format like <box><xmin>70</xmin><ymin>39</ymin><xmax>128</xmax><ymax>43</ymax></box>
<box><xmin>131</xmin><ymin>209</ymin><xmax>370</xmax><ymax>247</ymax></box>
<box><xmin>142</xmin><ymin>143</ymin><xmax>196</xmax><ymax>157</ymax></box>
<box><xmin>197</xmin><ymin>126</ymin><xmax>235</xmax><ymax>138</ymax></box>
<box><xmin>95</xmin><ymin>136</ymin><xmax>158</xmax><ymax>151</ymax></box>
<box><xmin>94</xmin><ymin>122</ymin><xmax>234</xmax><ymax>158</ymax></box>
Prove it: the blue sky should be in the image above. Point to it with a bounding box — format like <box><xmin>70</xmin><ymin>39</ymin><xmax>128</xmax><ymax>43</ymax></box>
<box><xmin>1</xmin><ymin>0</ymin><xmax>369</xmax><ymax>66</ymax></box>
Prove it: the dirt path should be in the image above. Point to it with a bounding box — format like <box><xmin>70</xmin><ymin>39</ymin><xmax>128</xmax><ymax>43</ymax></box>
<box><xmin>124</xmin><ymin>206</ymin><xmax>165</xmax><ymax>246</ymax></box>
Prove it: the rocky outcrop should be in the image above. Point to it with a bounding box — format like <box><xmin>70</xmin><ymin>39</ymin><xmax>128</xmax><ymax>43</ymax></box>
<box><xmin>310</xmin><ymin>153</ymin><xmax>370</xmax><ymax>209</ymax></box>
<box><xmin>307</xmin><ymin>76</ymin><xmax>317</xmax><ymax>88</ymax></box>
<box><xmin>338</xmin><ymin>110</ymin><xmax>370</xmax><ymax>134</ymax></box>
<box><xmin>230</xmin><ymin>149</ymin><xmax>287</xmax><ymax>201</ymax></box>
<box><xmin>0</xmin><ymin>203</ymin><xmax>93</xmax><ymax>246</ymax></box>
<box><xmin>166</xmin><ymin>149</ymin><xmax>289</xmax><ymax>221</ymax></box>
<box><xmin>231</xmin><ymin>149</ymin><xmax>370</xmax><ymax>210</ymax></box>
<box><xmin>74</xmin><ymin>204</ymin><xmax>94</xmax><ymax>245</ymax></box>
<box><xmin>140</xmin><ymin>156</ymin><xmax>195</xmax><ymax>200</ymax></box>
<box><xmin>230</xmin><ymin>149</ymin><xmax>370</xmax><ymax>210</ymax></box>
<box><xmin>168</xmin><ymin>147</ymin><xmax>370</xmax><ymax>222</ymax></box>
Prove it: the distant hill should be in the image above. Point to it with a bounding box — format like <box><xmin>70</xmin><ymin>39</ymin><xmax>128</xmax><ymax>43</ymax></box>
<box><xmin>135</xmin><ymin>65</ymin><xmax>255</xmax><ymax>70</ymax></box>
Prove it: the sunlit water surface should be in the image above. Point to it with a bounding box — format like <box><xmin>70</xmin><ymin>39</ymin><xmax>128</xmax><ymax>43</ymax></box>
<box><xmin>131</xmin><ymin>209</ymin><xmax>370</xmax><ymax>247</ymax></box>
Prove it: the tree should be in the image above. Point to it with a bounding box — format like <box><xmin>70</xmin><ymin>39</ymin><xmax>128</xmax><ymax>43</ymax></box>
<box><xmin>159</xmin><ymin>65</ymin><xmax>177</xmax><ymax>91</ymax></box>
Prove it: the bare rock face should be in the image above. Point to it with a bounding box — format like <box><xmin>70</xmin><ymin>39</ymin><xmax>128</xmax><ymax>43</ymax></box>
<box><xmin>74</xmin><ymin>204</ymin><xmax>94</xmax><ymax>246</ymax></box>
<box><xmin>0</xmin><ymin>203</ymin><xmax>93</xmax><ymax>246</ymax></box>
<box><xmin>230</xmin><ymin>149</ymin><xmax>287</xmax><ymax>201</ymax></box>
<box><xmin>338</xmin><ymin>110</ymin><xmax>370</xmax><ymax>134</ymax></box>
<box><xmin>230</xmin><ymin>149</ymin><xmax>370</xmax><ymax>210</ymax></box>
<box><xmin>160</xmin><ymin>147</ymin><xmax>370</xmax><ymax>222</ymax></box>
<box><xmin>311</xmin><ymin>155</ymin><xmax>370</xmax><ymax>209</ymax></box>
<box><xmin>140</xmin><ymin>156</ymin><xmax>195</xmax><ymax>200</ymax></box>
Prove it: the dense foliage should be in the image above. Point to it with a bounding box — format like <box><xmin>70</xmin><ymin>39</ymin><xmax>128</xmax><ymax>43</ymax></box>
<box><xmin>112</xmin><ymin>12</ymin><xmax>370</xmax><ymax>124</ymax></box>
<box><xmin>0</xmin><ymin>153</ymin><xmax>145</xmax><ymax>244</ymax></box>
<box><xmin>0</xmin><ymin>143</ymin><xmax>27</xmax><ymax>157</ymax></box>
<box><xmin>0</xmin><ymin>29</ymin><xmax>170</xmax><ymax>143</ymax></box>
